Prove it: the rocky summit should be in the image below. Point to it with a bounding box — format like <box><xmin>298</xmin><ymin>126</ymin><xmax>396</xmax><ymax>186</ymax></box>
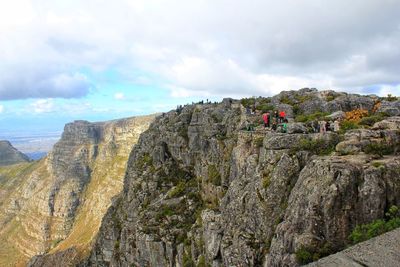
<box><xmin>75</xmin><ymin>89</ymin><xmax>399</xmax><ymax>266</ymax></box>
<box><xmin>2</xmin><ymin>89</ymin><xmax>400</xmax><ymax>267</ymax></box>
<box><xmin>0</xmin><ymin>140</ymin><xmax>30</xmax><ymax>166</ymax></box>
<box><xmin>0</xmin><ymin>115</ymin><xmax>155</xmax><ymax>267</ymax></box>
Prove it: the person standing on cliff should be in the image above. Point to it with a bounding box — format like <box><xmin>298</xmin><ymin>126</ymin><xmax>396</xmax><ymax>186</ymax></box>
<box><xmin>274</xmin><ymin>110</ymin><xmax>279</xmax><ymax>123</ymax></box>
<box><xmin>263</xmin><ymin>112</ymin><xmax>270</xmax><ymax>128</ymax></box>
<box><xmin>279</xmin><ymin>110</ymin><xmax>286</xmax><ymax>123</ymax></box>
<box><xmin>320</xmin><ymin>120</ymin><xmax>327</xmax><ymax>134</ymax></box>
<box><xmin>333</xmin><ymin>120</ymin><xmax>340</xmax><ymax>132</ymax></box>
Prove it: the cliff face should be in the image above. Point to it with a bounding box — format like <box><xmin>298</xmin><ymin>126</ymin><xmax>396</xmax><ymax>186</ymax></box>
<box><xmin>85</xmin><ymin>89</ymin><xmax>400</xmax><ymax>267</ymax></box>
<box><xmin>0</xmin><ymin>115</ymin><xmax>155</xmax><ymax>266</ymax></box>
<box><xmin>0</xmin><ymin>140</ymin><xmax>30</xmax><ymax>166</ymax></box>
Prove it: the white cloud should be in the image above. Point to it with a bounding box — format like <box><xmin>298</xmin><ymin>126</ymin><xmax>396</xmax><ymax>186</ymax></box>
<box><xmin>378</xmin><ymin>85</ymin><xmax>400</xmax><ymax>97</ymax></box>
<box><xmin>114</xmin><ymin>92</ymin><xmax>125</xmax><ymax>100</ymax></box>
<box><xmin>30</xmin><ymin>99</ymin><xmax>55</xmax><ymax>113</ymax></box>
<box><xmin>1</xmin><ymin>0</ymin><xmax>400</xmax><ymax>100</ymax></box>
<box><xmin>0</xmin><ymin>105</ymin><xmax>4</xmax><ymax>113</ymax></box>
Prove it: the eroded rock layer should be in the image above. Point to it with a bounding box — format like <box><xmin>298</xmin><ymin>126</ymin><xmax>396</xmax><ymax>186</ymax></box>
<box><xmin>0</xmin><ymin>115</ymin><xmax>155</xmax><ymax>266</ymax></box>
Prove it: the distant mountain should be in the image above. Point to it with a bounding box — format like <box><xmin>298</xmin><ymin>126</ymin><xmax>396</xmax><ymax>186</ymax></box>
<box><xmin>0</xmin><ymin>114</ymin><xmax>156</xmax><ymax>266</ymax></box>
<box><xmin>25</xmin><ymin>152</ymin><xmax>47</xmax><ymax>161</ymax></box>
<box><xmin>0</xmin><ymin>140</ymin><xmax>30</xmax><ymax>166</ymax></box>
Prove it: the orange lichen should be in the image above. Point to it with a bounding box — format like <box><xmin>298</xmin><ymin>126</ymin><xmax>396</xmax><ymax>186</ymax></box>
<box><xmin>345</xmin><ymin>109</ymin><xmax>369</xmax><ymax>122</ymax></box>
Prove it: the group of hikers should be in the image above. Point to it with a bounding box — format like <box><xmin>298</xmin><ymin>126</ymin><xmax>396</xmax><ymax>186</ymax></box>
<box><xmin>309</xmin><ymin>119</ymin><xmax>341</xmax><ymax>133</ymax></box>
<box><xmin>261</xmin><ymin>110</ymin><xmax>288</xmax><ymax>132</ymax></box>
<box><xmin>246</xmin><ymin>109</ymin><xmax>341</xmax><ymax>134</ymax></box>
<box><xmin>176</xmin><ymin>99</ymin><xmax>218</xmax><ymax>114</ymax></box>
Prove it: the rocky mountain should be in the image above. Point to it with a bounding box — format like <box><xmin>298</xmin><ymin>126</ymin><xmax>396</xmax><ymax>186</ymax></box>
<box><xmin>0</xmin><ymin>140</ymin><xmax>30</xmax><ymax>166</ymax></box>
<box><xmin>0</xmin><ymin>115</ymin><xmax>155</xmax><ymax>266</ymax></box>
<box><xmin>80</xmin><ymin>89</ymin><xmax>400</xmax><ymax>266</ymax></box>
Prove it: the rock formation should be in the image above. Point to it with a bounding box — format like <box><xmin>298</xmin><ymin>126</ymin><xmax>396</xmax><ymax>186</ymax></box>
<box><xmin>82</xmin><ymin>89</ymin><xmax>400</xmax><ymax>267</ymax></box>
<box><xmin>306</xmin><ymin>227</ymin><xmax>400</xmax><ymax>266</ymax></box>
<box><xmin>0</xmin><ymin>115</ymin><xmax>155</xmax><ymax>266</ymax></box>
<box><xmin>0</xmin><ymin>140</ymin><xmax>30</xmax><ymax>166</ymax></box>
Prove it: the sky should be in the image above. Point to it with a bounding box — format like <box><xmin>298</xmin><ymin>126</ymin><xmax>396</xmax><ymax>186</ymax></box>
<box><xmin>0</xmin><ymin>0</ymin><xmax>400</xmax><ymax>134</ymax></box>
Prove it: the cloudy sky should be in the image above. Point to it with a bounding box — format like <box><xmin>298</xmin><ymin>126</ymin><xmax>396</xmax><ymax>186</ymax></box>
<box><xmin>0</xmin><ymin>0</ymin><xmax>400</xmax><ymax>134</ymax></box>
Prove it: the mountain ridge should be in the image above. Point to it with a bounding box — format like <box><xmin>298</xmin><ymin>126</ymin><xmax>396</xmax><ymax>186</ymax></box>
<box><xmin>0</xmin><ymin>140</ymin><xmax>30</xmax><ymax>166</ymax></box>
<box><xmin>0</xmin><ymin>114</ymin><xmax>156</xmax><ymax>266</ymax></box>
<box><xmin>81</xmin><ymin>88</ymin><xmax>400</xmax><ymax>266</ymax></box>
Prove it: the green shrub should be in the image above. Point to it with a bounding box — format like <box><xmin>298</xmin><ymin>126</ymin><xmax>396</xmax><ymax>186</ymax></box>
<box><xmin>183</xmin><ymin>251</ymin><xmax>196</xmax><ymax>267</ymax></box>
<box><xmin>339</xmin><ymin>120</ymin><xmax>360</xmax><ymax>134</ymax></box>
<box><xmin>168</xmin><ymin>181</ymin><xmax>187</xmax><ymax>198</ymax></box>
<box><xmin>385</xmin><ymin>94</ymin><xmax>398</xmax><ymax>102</ymax></box>
<box><xmin>295</xmin><ymin>111</ymin><xmax>329</xmax><ymax>123</ymax></box>
<box><xmin>280</xmin><ymin>95</ymin><xmax>295</xmax><ymax>105</ymax></box>
<box><xmin>326</xmin><ymin>95</ymin><xmax>336</xmax><ymax>102</ymax></box>
<box><xmin>372</xmin><ymin>162</ymin><xmax>384</xmax><ymax>168</ymax></box>
<box><xmin>241</xmin><ymin>98</ymin><xmax>256</xmax><ymax>107</ymax></box>
<box><xmin>196</xmin><ymin>255</ymin><xmax>208</xmax><ymax>267</ymax></box>
<box><xmin>262</xmin><ymin>174</ymin><xmax>271</xmax><ymax>189</ymax></box>
<box><xmin>155</xmin><ymin>205</ymin><xmax>175</xmax><ymax>221</ymax></box>
<box><xmin>296</xmin><ymin>247</ymin><xmax>313</xmax><ymax>265</ymax></box>
<box><xmin>359</xmin><ymin>113</ymin><xmax>388</xmax><ymax>126</ymax></box>
<box><xmin>363</xmin><ymin>142</ymin><xmax>394</xmax><ymax>156</ymax></box>
<box><xmin>207</xmin><ymin>165</ymin><xmax>221</xmax><ymax>186</ymax></box>
<box><xmin>254</xmin><ymin>137</ymin><xmax>264</xmax><ymax>148</ymax></box>
<box><xmin>137</xmin><ymin>153</ymin><xmax>153</xmax><ymax>170</ymax></box>
<box><xmin>293</xmin><ymin>138</ymin><xmax>336</xmax><ymax>155</ymax></box>
<box><xmin>295</xmin><ymin>243</ymin><xmax>335</xmax><ymax>265</ymax></box>
<box><xmin>349</xmin><ymin>205</ymin><xmax>400</xmax><ymax>244</ymax></box>
<box><xmin>257</xmin><ymin>103</ymin><xmax>275</xmax><ymax>113</ymax></box>
<box><xmin>292</xmin><ymin>104</ymin><xmax>300</xmax><ymax>116</ymax></box>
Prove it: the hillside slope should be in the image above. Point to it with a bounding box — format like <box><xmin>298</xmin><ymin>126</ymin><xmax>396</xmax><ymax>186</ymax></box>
<box><xmin>0</xmin><ymin>115</ymin><xmax>155</xmax><ymax>266</ymax></box>
<box><xmin>0</xmin><ymin>140</ymin><xmax>30</xmax><ymax>166</ymax></box>
<box><xmin>84</xmin><ymin>89</ymin><xmax>400</xmax><ymax>266</ymax></box>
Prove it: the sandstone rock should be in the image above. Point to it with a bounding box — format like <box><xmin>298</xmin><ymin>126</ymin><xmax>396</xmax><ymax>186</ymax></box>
<box><xmin>287</xmin><ymin>123</ymin><xmax>308</xmax><ymax>134</ymax></box>
<box><xmin>0</xmin><ymin>115</ymin><xmax>155</xmax><ymax>266</ymax></box>
<box><xmin>372</xmin><ymin>116</ymin><xmax>400</xmax><ymax>130</ymax></box>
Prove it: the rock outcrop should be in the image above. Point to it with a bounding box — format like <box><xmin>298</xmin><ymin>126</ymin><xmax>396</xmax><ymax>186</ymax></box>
<box><xmin>0</xmin><ymin>140</ymin><xmax>30</xmax><ymax>166</ymax></box>
<box><xmin>83</xmin><ymin>90</ymin><xmax>400</xmax><ymax>266</ymax></box>
<box><xmin>307</xmin><ymin>227</ymin><xmax>400</xmax><ymax>267</ymax></box>
<box><xmin>0</xmin><ymin>115</ymin><xmax>155</xmax><ymax>266</ymax></box>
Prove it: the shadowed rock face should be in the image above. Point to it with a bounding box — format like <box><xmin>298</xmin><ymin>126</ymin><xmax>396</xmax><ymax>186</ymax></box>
<box><xmin>0</xmin><ymin>140</ymin><xmax>30</xmax><ymax>166</ymax></box>
<box><xmin>0</xmin><ymin>115</ymin><xmax>155</xmax><ymax>266</ymax></box>
<box><xmin>83</xmin><ymin>90</ymin><xmax>400</xmax><ymax>267</ymax></box>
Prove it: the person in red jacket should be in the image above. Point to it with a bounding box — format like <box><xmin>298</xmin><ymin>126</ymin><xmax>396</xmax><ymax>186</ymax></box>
<box><xmin>279</xmin><ymin>110</ymin><xmax>286</xmax><ymax>123</ymax></box>
<box><xmin>263</xmin><ymin>112</ymin><xmax>270</xmax><ymax>128</ymax></box>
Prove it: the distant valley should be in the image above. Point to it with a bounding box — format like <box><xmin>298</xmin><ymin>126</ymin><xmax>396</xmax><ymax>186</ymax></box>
<box><xmin>0</xmin><ymin>132</ymin><xmax>61</xmax><ymax>160</ymax></box>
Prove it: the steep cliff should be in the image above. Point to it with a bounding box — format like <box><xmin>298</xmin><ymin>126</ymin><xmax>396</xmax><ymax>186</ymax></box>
<box><xmin>0</xmin><ymin>140</ymin><xmax>30</xmax><ymax>166</ymax></box>
<box><xmin>85</xmin><ymin>89</ymin><xmax>400</xmax><ymax>266</ymax></box>
<box><xmin>0</xmin><ymin>115</ymin><xmax>155</xmax><ymax>266</ymax></box>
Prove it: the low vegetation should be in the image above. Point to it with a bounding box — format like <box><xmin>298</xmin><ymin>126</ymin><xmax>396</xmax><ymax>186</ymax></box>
<box><xmin>291</xmin><ymin>138</ymin><xmax>337</xmax><ymax>156</ymax></box>
<box><xmin>349</xmin><ymin>205</ymin><xmax>400</xmax><ymax>245</ymax></box>
<box><xmin>362</xmin><ymin>142</ymin><xmax>394</xmax><ymax>157</ymax></box>
<box><xmin>295</xmin><ymin>111</ymin><xmax>329</xmax><ymax>123</ymax></box>
<box><xmin>338</xmin><ymin>120</ymin><xmax>360</xmax><ymax>134</ymax></box>
<box><xmin>358</xmin><ymin>112</ymin><xmax>389</xmax><ymax>126</ymax></box>
<box><xmin>207</xmin><ymin>165</ymin><xmax>221</xmax><ymax>186</ymax></box>
<box><xmin>295</xmin><ymin>242</ymin><xmax>335</xmax><ymax>265</ymax></box>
